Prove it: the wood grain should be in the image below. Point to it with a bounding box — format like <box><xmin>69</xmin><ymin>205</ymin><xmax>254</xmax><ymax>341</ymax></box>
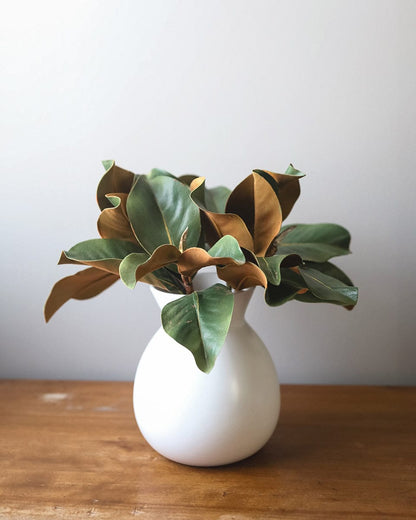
<box><xmin>0</xmin><ymin>381</ymin><xmax>415</xmax><ymax>519</ymax></box>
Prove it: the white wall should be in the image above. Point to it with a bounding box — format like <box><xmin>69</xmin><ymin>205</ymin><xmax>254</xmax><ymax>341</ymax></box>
<box><xmin>1</xmin><ymin>0</ymin><xmax>415</xmax><ymax>384</ymax></box>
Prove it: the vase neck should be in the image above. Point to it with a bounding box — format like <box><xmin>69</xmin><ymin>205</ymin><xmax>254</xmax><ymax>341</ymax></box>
<box><xmin>150</xmin><ymin>285</ymin><xmax>254</xmax><ymax>325</ymax></box>
<box><xmin>150</xmin><ymin>287</ymin><xmax>185</xmax><ymax>310</ymax></box>
<box><xmin>230</xmin><ymin>287</ymin><xmax>254</xmax><ymax>326</ymax></box>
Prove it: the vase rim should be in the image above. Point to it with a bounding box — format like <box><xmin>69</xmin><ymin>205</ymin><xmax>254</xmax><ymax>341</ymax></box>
<box><xmin>151</xmin><ymin>266</ymin><xmax>255</xmax><ymax>295</ymax></box>
<box><xmin>150</xmin><ymin>284</ymin><xmax>254</xmax><ymax>295</ymax></box>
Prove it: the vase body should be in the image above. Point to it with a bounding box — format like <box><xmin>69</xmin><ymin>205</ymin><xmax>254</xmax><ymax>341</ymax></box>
<box><xmin>133</xmin><ymin>275</ymin><xmax>280</xmax><ymax>467</ymax></box>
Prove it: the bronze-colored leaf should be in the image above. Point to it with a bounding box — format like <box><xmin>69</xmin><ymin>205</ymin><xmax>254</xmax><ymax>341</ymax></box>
<box><xmin>190</xmin><ymin>177</ymin><xmax>254</xmax><ymax>251</ymax></box>
<box><xmin>97</xmin><ymin>193</ymin><xmax>137</xmax><ymax>243</ymax></box>
<box><xmin>97</xmin><ymin>161</ymin><xmax>136</xmax><ymax>210</ymax></box>
<box><xmin>131</xmin><ymin>244</ymin><xmax>181</xmax><ymax>281</ymax></box>
<box><xmin>225</xmin><ymin>172</ymin><xmax>282</xmax><ymax>257</ymax></box>
<box><xmin>204</xmin><ymin>212</ymin><xmax>254</xmax><ymax>251</ymax></box>
<box><xmin>119</xmin><ymin>245</ymin><xmax>182</xmax><ymax>289</ymax></box>
<box><xmin>254</xmin><ymin>165</ymin><xmax>305</xmax><ymax>221</ymax></box>
<box><xmin>178</xmin><ymin>248</ymin><xmax>243</xmax><ymax>278</ymax></box>
<box><xmin>217</xmin><ymin>262</ymin><xmax>267</xmax><ymax>290</ymax></box>
<box><xmin>178</xmin><ymin>235</ymin><xmax>245</xmax><ymax>277</ymax></box>
<box><xmin>44</xmin><ymin>268</ymin><xmax>118</xmax><ymax>322</ymax></box>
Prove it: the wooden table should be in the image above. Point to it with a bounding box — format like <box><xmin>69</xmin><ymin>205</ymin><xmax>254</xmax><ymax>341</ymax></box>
<box><xmin>1</xmin><ymin>381</ymin><xmax>415</xmax><ymax>519</ymax></box>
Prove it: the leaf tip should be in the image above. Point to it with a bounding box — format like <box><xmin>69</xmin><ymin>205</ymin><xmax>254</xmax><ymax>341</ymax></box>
<box><xmin>44</xmin><ymin>308</ymin><xmax>51</xmax><ymax>323</ymax></box>
<box><xmin>119</xmin><ymin>272</ymin><xmax>137</xmax><ymax>290</ymax></box>
<box><xmin>57</xmin><ymin>251</ymin><xmax>69</xmax><ymax>265</ymax></box>
<box><xmin>285</xmin><ymin>163</ymin><xmax>306</xmax><ymax>178</ymax></box>
<box><xmin>101</xmin><ymin>159</ymin><xmax>115</xmax><ymax>171</ymax></box>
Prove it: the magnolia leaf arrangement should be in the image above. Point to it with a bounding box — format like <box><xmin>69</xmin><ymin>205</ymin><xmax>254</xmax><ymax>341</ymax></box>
<box><xmin>45</xmin><ymin>161</ymin><xmax>358</xmax><ymax>373</ymax></box>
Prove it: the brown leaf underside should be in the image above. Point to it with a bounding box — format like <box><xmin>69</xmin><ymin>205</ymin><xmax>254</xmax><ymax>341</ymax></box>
<box><xmin>97</xmin><ymin>193</ymin><xmax>137</xmax><ymax>242</ymax></box>
<box><xmin>217</xmin><ymin>262</ymin><xmax>267</xmax><ymax>290</ymax></box>
<box><xmin>97</xmin><ymin>164</ymin><xmax>135</xmax><ymax>210</ymax></box>
<box><xmin>225</xmin><ymin>173</ymin><xmax>282</xmax><ymax>256</ymax></box>
<box><xmin>177</xmin><ymin>247</ymin><xmax>243</xmax><ymax>277</ymax></box>
<box><xmin>133</xmin><ymin>245</ymin><xmax>181</xmax><ymax>282</ymax></box>
<box><xmin>259</xmin><ymin>170</ymin><xmax>301</xmax><ymax>221</ymax></box>
<box><xmin>44</xmin><ymin>268</ymin><xmax>118</xmax><ymax>322</ymax></box>
<box><xmin>190</xmin><ymin>177</ymin><xmax>254</xmax><ymax>251</ymax></box>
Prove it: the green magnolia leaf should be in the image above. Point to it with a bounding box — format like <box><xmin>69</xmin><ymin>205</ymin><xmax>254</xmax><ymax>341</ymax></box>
<box><xmin>97</xmin><ymin>161</ymin><xmax>136</xmax><ymax>210</ymax></box>
<box><xmin>148</xmin><ymin>168</ymin><xmax>176</xmax><ymax>180</ymax></box>
<box><xmin>101</xmin><ymin>159</ymin><xmax>114</xmax><ymax>171</ymax></box>
<box><xmin>298</xmin><ymin>266</ymin><xmax>358</xmax><ymax>307</ymax></box>
<box><xmin>285</xmin><ymin>164</ymin><xmax>304</xmax><ymax>177</ymax></box>
<box><xmin>44</xmin><ymin>267</ymin><xmax>118</xmax><ymax>322</ymax></box>
<box><xmin>147</xmin><ymin>269</ymin><xmax>186</xmax><ymax>293</ymax></box>
<box><xmin>177</xmin><ymin>174</ymin><xmax>198</xmax><ymax>186</ymax></box>
<box><xmin>189</xmin><ymin>178</ymin><xmax>230</xmax><ymax>213</ymax></box>
<box><xmin>189</xmin><ymin>177</ymin><xmax>209</xmax><ymax>210</ymax></box>
<box><xmin>277</xmin><ymin>223</ymin><xmax>351</xmax><ymax>262</ymax></box>
<box><xmin>207</xmin><ymin>235</ymin><xmax>245</xmax><ymax>263</ymax></box>
<box><xmin>60</xmin><ymin>238</ymin><xmax>144</xmax><ymax>274</ymax></box>
<box><xmin>205</xmin><ymin>186</ymin><xmax>231</xmax><ymax>213</ymax></box>
<box><xmin>280</xmin><ymin>268</ymin><xmax>307</xmax><ymax>289</ymax></box>
<box><xmin>264</xmin><ymin>268</ymin><xmax>307</xmax><ymax>306</ymax></box>
<box><xmin>265</xmin><ymin>282</ymin><xmax>300</xmax><ymax>307</ymax></box>
<box><xmin>127</xmin><ymin>175</ymin><xmax>201</xmax><ymax>253</ymax></box>
<box><xmin>149</xmin><ymin>169</ymin><xmax>199</xmax><ymax>187</ymax></box>
<box><xmin>105</xmin><ymin>194</ymin><xmax>123</xmax><ymax>207</ymax></box>
<box><xmin>161</xmin><ymin>284</ymin><xmax>234</xmax><ymax>373</ymax></box>
<box><xmin>119</xmin><ymin>245</ymin><xmax>181</xmax><ymax>289</ymax></box>
<box><xmin>119</xmin><ymin>253</ymin><xmax>149</xmax><ymax>288</ymax></box>
<box><xmin>294</xmin><ymin>261</ymin><xmax>357</xmax><ymax>309</ymax></box>
<box><xmin>257</xmin><ymin>254</ymin><xmax>302</xmax><ymax>285</ymax></box>
<box><xmin>294</xmin><ymin>291</ymin><xmax>331</xmax><ymax>304</ymax></box>
<box><xmin>302</xmin><ymin>261</ymin><xmax>354</xmax><ymax>286</ymax></box>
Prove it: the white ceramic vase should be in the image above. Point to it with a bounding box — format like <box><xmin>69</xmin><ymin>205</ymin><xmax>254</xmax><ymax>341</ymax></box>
<box><xmin>133</xmin><ymin>273</ymin><xmax>280</xmax><ymax>467</ymax></box>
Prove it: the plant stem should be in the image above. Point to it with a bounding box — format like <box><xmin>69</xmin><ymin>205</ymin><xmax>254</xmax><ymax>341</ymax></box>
<box><xmin>181</xmin><ymin>274</ymin><xmax>194</xmax><ymax>294</ymax></box>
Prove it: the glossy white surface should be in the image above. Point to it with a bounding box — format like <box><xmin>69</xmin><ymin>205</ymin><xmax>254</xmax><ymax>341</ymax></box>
<box><xmin>133</xmin><ymin>277</ymin><xmax>280</xmax><ymax>467</ymax></box>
